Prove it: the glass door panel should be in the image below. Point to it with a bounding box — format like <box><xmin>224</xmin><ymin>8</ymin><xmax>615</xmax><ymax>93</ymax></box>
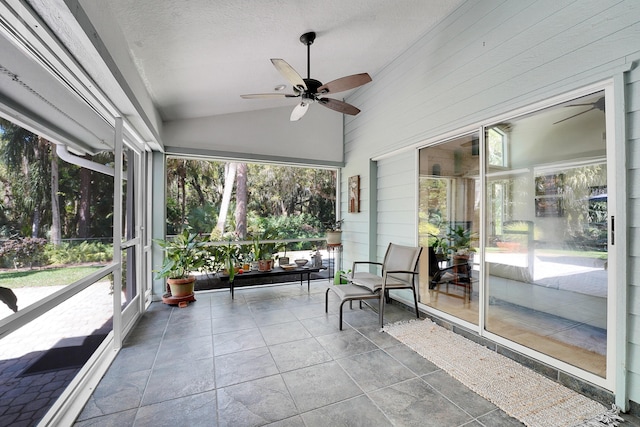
<box><xmin>418</xmin><ymin>133</ymin><xmax>480</xmax><ymax>325</ymax></box>
<box><xmin>484</xmin><ymin>91</ymin><xmax>609</xmax><ymax>377</ymax></box>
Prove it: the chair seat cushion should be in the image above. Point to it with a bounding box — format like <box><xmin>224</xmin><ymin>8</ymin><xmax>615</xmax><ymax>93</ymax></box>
<box><xmin>328</xmin><ymin>283</ymin><xmax>379</xmax><ymax>300</ymax></box>
<box><xmin>350</xmin><ymin>272</ymin><xmax>411</xmax><ymax>292</ymax></box>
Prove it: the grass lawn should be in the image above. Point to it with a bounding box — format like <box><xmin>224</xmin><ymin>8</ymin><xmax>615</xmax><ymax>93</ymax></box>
<box><xmin>0</xmin><ymin>265</ymin><xmax>106</xmax><ymax>288</ymax></box>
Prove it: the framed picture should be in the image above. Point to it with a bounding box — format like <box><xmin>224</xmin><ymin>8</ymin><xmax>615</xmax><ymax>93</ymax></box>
<box><xmin>535</xmin><ymin>173</ymin><xmax>564</xmax><ymax>196</ymax></box>
<box><xmin>535</xmin><ymin>196</ymin><xmax>564</xmax><ymax>217</ymax></box>
<box><xmin>349</xmin><ymin>175</ymin><xmax>360</xmax><ymax>213</ymax></box>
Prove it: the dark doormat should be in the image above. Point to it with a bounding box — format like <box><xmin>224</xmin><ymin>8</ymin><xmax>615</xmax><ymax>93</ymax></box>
<box><xmin>19</xmin><ymin>334</ymin><xmax>108</xmax><ymax>377</ymax></box>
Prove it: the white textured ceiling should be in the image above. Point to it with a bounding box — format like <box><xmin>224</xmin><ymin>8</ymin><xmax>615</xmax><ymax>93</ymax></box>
<box><xmin>83</xmin><ymin>0</ymin><xmax>464</xmax><ymax>122</ymax></box>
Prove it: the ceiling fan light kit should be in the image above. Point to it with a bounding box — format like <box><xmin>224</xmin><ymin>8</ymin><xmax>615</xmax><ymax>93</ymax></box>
<box><xmin>241</xmin><ymin>31</ymin><xmax>372</xmax><ymax>121</ymax></box>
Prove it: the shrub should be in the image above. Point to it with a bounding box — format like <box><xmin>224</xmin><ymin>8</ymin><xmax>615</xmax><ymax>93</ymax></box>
<box><xmin>44</xmin><ymin>241</ymin><xmax>113</xmax><ymax>265</ymax></box>
<box><xmin>0</xmin><ymin>237</ymin><xmax>48</xmax><ymax>269</ymax></box>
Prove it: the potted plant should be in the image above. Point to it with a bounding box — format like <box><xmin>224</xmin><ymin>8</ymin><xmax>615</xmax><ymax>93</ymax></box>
<box><xmin>446</xmin><ymin>225</ymin><xmax>478</xmax><ymax>263</ymax></box>
<box><xmin>257</xmin><ymin>240</ymin><xmax>279</xmax><ymax>271</ymax></box>
<box><xmin>251</xmin><ymin>229</ymin><xmax>283</xmax><ymax>272</ymax></box>
<box><xmin>325</xmin><ymin>219</ymin><xmax>344</xmax><ymax>245</ymax></box>
<box><xmin>429</xmin><ymin>233</ymin><xmax>449</xmax><ymax>255</ymax></box>
<box><xmin>222</xmin><ymin>241</ymin><xmax>239</xmax><ymax>283</ymax></box>
<box><xmin>278</xmin><ymin>244</ymin><xmax>290</xmax><ymax>267</ymax></box>
<box><xmin>238</xmin><ymin>243</ymin><xmax>253</xmax><ymax>271</ymax></box>
<box><xmin>155</xmin><ymin>229</ymin><xmax>208</xmax><ymax>298</ymax></box>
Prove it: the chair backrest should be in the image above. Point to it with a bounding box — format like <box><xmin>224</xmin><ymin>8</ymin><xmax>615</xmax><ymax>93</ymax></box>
<box><xmin>383</xmin><ymin>243</ymin><xmax>422</xmax><ymax>285</ymax></box>
<box><xmin>428</xmin><ymin>246</ymin><xmax>441</xmax><ymax>278</ymax></box>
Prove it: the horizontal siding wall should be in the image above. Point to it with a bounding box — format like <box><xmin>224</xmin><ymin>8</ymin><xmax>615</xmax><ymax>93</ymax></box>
<box><xmin>376</xmin><ymin>151</ymin><xmax>417</xmax><ymax>257</ymax></box>
<box><xmin>627</xmin><ymin>61</ymin><xmax>640</xmax><ymax>403</ymax></box>
<box><xmin>343</xmin><ymin>0</ymin><xmax>640</xmax><ymax>404</ymax></box>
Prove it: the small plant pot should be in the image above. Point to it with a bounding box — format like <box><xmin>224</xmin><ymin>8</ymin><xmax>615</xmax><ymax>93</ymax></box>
<box><xmin>167</xmin><ymin>276</ymin><xmax>196</xmax><ymax>297</ymax></box>
<box><xmin>258</xmin><ymin>259</ymin><xmax>273</xmax><ymax>272</ymax></box>
<box><xmin>326</xmin><ymin>230</ymin><xmax>342</xmax><ymax>245</ymax></box>
<box><xmin>279</xmin><ymin>257</ymin><xmax>290</xmax><ymax>267</ymax></box>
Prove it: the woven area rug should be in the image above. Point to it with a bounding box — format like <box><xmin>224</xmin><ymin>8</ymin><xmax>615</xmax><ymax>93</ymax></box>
<box><xmin>384</xmin><ymin>319</ymin><xmax>622</xmax><ymax>427</ymax></box>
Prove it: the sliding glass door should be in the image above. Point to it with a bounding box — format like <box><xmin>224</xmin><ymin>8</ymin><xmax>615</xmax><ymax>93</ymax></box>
<box><xmin>418</xmin><ymin>88</ymin><xmax>614</xmax><ymax>383</ymax></box>
<box><xmin>484</xmin><ymin>91</ymin><xmax>609</xmax><ymax>378</ymax></box>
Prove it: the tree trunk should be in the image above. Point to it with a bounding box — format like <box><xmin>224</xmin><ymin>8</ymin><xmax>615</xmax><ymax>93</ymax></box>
<box><xmin>50</xmin><ymin>145</ymin><xmax>61</xmax><ymax>245</ymax></box>
<box><xmin>179</xmin><ymin>160</ymin><xmax>187</xmax><ymax>226</ymax></box>
<box><xmin>216</xmin><ymin>162</ymin><xmax>237</xmax><ymax>234</ymax></box>
<box><xmin>235</xmin><ymin>163</ymin><xmax>247</xmax><ymax>239</ymax></box>
<box><xmin>77</xmin><ymin>155</ymin><xmax>92</xmax><ymax>238</ymax></box>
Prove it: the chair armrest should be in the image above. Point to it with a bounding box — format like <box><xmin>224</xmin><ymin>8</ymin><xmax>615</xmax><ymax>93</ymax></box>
<box><xmin>383</xmin><ymin>270</ymin><xmax>419</xmax><ymax>284</ymax></box>
<box><xmin>385</xmin><ymin>269</ymin><xmax>419</xmax><ymax>275</ymax></box>
<box><xmin>351</xmin><ymin>261</ymin><xmax>383</xmax><ymax>274</ymax></box>
<box><xmin>431</xmin><ymin>264</ymin><xmax>469</xmax><ymax>283</ymax></box>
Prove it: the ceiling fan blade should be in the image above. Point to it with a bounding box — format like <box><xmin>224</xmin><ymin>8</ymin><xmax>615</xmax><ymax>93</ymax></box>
<box><xmin>317</xmin><ymin>73</ymin><xmax>372</xmax><ymax>94</ymax></box>
<box><xmin>553</xmin><ymin>107</ymin><xmax>595</xmax><ymax>125</ymax></box>
<box><xmin>240</xmin><ymin>93</ymin><xmax>299</xmax><ymax>99</ymax></box>
<box><xmin>290</xmin><ymin>102</ymin><xmax>309</xmax><ymax>121</ymax></box>
<box><xmin>271</xmin><ymin>59</ymin><xmax>307</xmax><ymax>91</ymax></box>
<box><xmin>318</xmin><ymin>98</ymin><xmax>361</xmax><ymax>116</ymax></box>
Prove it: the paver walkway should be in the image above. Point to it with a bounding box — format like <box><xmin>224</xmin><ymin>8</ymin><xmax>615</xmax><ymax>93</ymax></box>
<box><xmin>0</xmin><ymin>281</ymin><xmax>113</xmax><ymax>426</ymax></box>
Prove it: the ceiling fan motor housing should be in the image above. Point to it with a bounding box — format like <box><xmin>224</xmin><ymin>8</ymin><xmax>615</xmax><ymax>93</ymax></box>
<box><xmin>303</xmin><ymin>78</ymin><xmax>323</xmax><ymax>100</ymax></box>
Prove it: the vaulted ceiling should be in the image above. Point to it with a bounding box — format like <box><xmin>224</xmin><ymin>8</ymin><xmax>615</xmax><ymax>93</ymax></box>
<box><xmin>65</xmin><ymin>0</ymin><xmax>465</xmax><ymax>122</ymax></box>
<box><xmin>2</xmin><ymin>0</ymin><xmax>465</xmax><ymax>153</ymax></box>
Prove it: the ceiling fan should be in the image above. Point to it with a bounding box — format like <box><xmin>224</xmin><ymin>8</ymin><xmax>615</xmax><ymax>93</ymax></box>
<box><xmin>240</xmin><ymin>32</ymin><xmax>372</xmax><ymax>121</ymax></box>
<box><xmin>553</xmin><ymin>96</ymin><xmax>605</xmax><ymax>125</ymax></box>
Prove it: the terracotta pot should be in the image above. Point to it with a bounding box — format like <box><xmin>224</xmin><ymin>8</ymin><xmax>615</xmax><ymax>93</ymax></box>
<box><xmin>258</xmin><ymin>259</ymin><xmax>273</xmax><ymax>272</ymax></box>
<box><xmin>326</xmin><ymin>230</ymin><xmax>342</xmax><ymax>245</ymax></box>
<box><xmin>167</xmin><ymin>276</ymin><xmax>196</xmax><ymax>297</ymax></box>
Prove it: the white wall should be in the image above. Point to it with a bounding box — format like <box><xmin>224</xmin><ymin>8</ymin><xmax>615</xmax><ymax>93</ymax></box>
<box><xmin>343</xmin><ymin>0</ymin><xmax>640</xmax><ymax>403</ymax></box>
<box><xmin>162</xmin><ymin>105</ymin><xmax>344</xmax><ymax>165</ymax></box>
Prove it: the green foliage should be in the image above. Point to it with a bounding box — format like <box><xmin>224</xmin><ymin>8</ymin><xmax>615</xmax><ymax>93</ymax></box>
<box><xmin>44</xmin><ymin>241</ymin><xmax>113</xmax><ymax>265</ymax></box>
<box><xmin>202</xmin><ymin>243</ymin><xmax>225</xmax><ymax>275</ymax></box>
<box><xmin>165</xmin><ymin>159</ymin><xmax>336</xmax><ymax>237</ymax></box>
<box><xmin>446</xmin><ymin>225</ymin><xmax>478</xmax><ymax>253</ymax></box>
<box><xmin>249</xmin><ymin>226</ymin><xmax>283</xmax><ymax>261</ymax></box>
<box><xmin>186</xmin><ymin>202</ymin><xmax>219</xmax><ymax>233</ymax></box>
<box><xmin>154</xmin><ymin>229</ymin><xmax>208</xmax><ymax>279</ymax></box>
<box><xmin>222</xmin><ymin>241</ymin><xmax>240</xmax><ymax>282</ymax></box>
<box><xmin>0</xmin><ymin>237</ymin><xmax>48</xmax><ymax>269</ymax></box>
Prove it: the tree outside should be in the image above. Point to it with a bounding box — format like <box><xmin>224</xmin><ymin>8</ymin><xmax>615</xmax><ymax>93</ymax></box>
<box><xmin>0</xmin><ymin>120</ymin><xmax>338</xmax><ymax>271</ymax></box>
<box><xmin>166</xmin><ymin>157</ymin><xmax>337</xmax><ymax>246</ymax></box>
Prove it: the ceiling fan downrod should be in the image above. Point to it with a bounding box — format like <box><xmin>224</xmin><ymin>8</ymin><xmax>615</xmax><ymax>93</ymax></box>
<box><xmin>300</xmin><ymin>32</ymin><xmax>316</xmax><ymax>80</ymax></box>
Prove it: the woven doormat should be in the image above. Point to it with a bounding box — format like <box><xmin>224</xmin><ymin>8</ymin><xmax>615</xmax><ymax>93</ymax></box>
<box><xmin>384</xmin><ymin>320</ymin><xmax>622</xmax><ymax>427</ymax></box>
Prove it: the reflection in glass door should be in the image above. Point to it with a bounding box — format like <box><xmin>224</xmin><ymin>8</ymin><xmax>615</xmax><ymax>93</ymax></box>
<box><xmin>484</xmin><ymin>91</ymin><xmax>609</xmax><ymax>377</ymax></box>
<box><xmin>418</xmin><ymin>133</ymin><xmax>480</xmax><ymax>325</ymax></box>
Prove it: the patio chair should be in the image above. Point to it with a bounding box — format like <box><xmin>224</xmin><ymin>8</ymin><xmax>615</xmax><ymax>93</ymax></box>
<box><xmin>325</xmin><ymin>243</ymin><xmax>422</xmax><ymax>329</ymax></box>
<box><xmin>428</xmin><ymin>246</ymin><xmax>473</xmax><ymax>301</ymax></box>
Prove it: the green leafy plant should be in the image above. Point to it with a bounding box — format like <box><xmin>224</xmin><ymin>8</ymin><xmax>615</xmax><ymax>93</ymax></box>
<box><xmin>428</xmin><ymin>233</ymin><xmax>449</xmax><ymax>253</ymax></box>
<box><xmin>446</xmin><ymin>225</ymin><xmax>478</xmax><ymax>254</ymax></box>
<box><xmin>154</xmin><ymin>229</ymin><xmax>208</xmax><ymax>280</ymax></box>
<box><xmin>250</xmin><ymin>228</ymin><xmax>284</xmax><ymax>261</ymax></box>
<box><xmin>222</xmin><ymin>241</ymin><xmax>239</xmax><ymax>282</ymax></box>
<box><xmin>325</xmin><ymin>219</ymin><xmax>344</xmax><ymax>231</ymax></box>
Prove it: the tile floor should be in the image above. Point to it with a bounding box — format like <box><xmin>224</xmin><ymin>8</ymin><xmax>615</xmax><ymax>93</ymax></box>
<box><xmin>74</xmin><ymin>281</ymin><xmax>525</xmax><ymax>426</ymax></box>
<box><xmin>73</xmin><ymin>281</ymin><xmax>640</xmax><ymax>427</ymax></box>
